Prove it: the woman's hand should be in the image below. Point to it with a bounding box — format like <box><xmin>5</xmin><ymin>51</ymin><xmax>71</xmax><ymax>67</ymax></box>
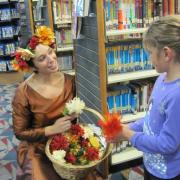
<box><xmin>45</xmin><ymin>114</ymin><xmax>77</xmax><ymax>136</ymax></box>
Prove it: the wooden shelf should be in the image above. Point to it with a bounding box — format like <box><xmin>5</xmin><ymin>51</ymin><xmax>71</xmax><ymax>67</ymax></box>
<box><xmin>0</xmin><ymin>72</ymin><xmax>24</xmax><ymax>84</ymax></box>
<box><xmin>106</xmin><ymin>28</ymin><xmax>147</xmax><ymax>37</ymax></box>
<box><xmin>108</xmin><ymin>69</ymin><xmax>159</xmax><ymax>84</ymax></box>
<box><xmin>122</xmin><ymin>111</ymin><xmax>146</xmax><ymax>123</ymax></box>
<box><xmin>57</xmin><ymin>46</ymin><xmax>73</xmax><ymax>52</ymax></box>
<box><xmin>111</xmin><ymin>147</ymin><xmax>143</xmax><ymax>165</ymax></box>
<box><xmin>55</xmin><ymin>20</ymin><xmax>72</xmax><ymax>25</ymax></box>
<box><xmin>0</xmin><ymin>54</ymin><xmax>11</xmax><ymax>57</ymax></box>
<box><xmin>62</xmin><ymin>69</ymin><xmax>75</xmax><ymax>76</ymax></box>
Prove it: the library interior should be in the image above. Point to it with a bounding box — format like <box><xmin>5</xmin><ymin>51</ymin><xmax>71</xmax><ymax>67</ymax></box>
<box><xmin>0</xmin><ymin>0</ymin><xmax>180</xmax><ymax>180</ymax></box>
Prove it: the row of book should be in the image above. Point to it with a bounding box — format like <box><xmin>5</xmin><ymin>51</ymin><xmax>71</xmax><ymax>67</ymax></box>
<box><xmin>0</xmin><ymin>60</ymin><xmax>13</xmax><ymax>72</ymax></box>
<box><xmin>104</xmin><ymin>0</ymin><xmax>180</xmax><ymax>31</ymax></box>
<box><xmin>32</xmin><ymin>0</ymin><xmax>46</xmax><ymax>23</ymax></box>
<box><xmin>0</xmin><ymin>26</ymin><xmax>20</xmax><ymax>39</ymax></box>
<box><xmin>73</xmin><ymin>0</ymin><xmax>90</xmax><ymax>17</ymax></box>
<box><xmin>0</xmin><ymin>8</ymin><xmax>19</xmax><ymax>21</ymax></box>
<box><xmin>106</xmin><ymin>42</ymin><xmax>152</xmax><ymax>74</ymax></box>
<box><xmin>52</xmin><ymin>0</ymin><xmax>72</xmax><ymax>24</ymax></box>
<box><xmin>55</xmin><ymin>29</ymin><xmax>73</xmax><ymax>48</ymax></box>
<box><xmin>111</xmin><ymin>140</ymin><xmax>132</xmax><ymax>154</ymax></box>
<box><xmin>107</xmin><ymin>79</ymin><xmax>155</xmax><ymax>114</ymax></box>
<box><xmin>0</xmin><ymin>42</ymin><xmax>17</xmax><ymax>56</ymax></box>
<box><xmin>57</xmin><ymin>55</ymin><xmax>73</xmax><ymax>71</ymax></box>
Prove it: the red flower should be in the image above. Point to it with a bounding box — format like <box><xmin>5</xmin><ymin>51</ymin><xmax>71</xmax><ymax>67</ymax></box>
<box><xmin>50</xmin><ymin>134</ymin><xmax>69</xmax><ymax>152</ymax></box>
<box><xmin>85</xmin><ymin>147</ymin><xmax>99</xmax><ymax>161</ymax></box>
<box><xmin>28</xmin><ymin>36</ymin><xmax>39</xmax><ymax>50</ymax></box>
<box><xmin>98</xmin><ymin>112</ymin><xmax>122</xmax><ymax>140</ymax></box>
<box><xmin>14</xmin><ymin>52</ymin><xmax>21</xmax><ymax>61</ymax></box>
<box><xmin>50</xmin><ymin>42</ymin><xmax>56</xmax><ymax>49</ymax></box>
<box><xmin>65</xmin><ymin>153</ymin><xmax>77</xmax><ymax>164</ymax></box>
<box><xmin>71</xmin><ymin>124</ymin><xmax>84</xmax><ymax>137</ymax></box>
<box><xmin>19</xmin><ymin>60</ymin><xmax>28</xmax><ymax>68</ymax></box>
<box><xmin>81</xmin><ymin>138</ymin><xmax>89</xmax><ymax>147</ymax></box>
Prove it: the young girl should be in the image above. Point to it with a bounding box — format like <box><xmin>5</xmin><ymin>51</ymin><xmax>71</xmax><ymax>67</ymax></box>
<box><xmin>111</xmin><ymin>15</ymin><xmax>180</xmax><ymax>180</ymax></box>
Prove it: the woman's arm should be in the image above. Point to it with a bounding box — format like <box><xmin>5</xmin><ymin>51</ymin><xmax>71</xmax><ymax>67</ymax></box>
<box><xmin>12</xmin><ymin>84</ymin><xmax>47</xmax><ymax>142</ymax></box>
<box><xmin>12</xmin><ymin>83</ymin><xmax>75</xmax><ymax>142</ymax></box>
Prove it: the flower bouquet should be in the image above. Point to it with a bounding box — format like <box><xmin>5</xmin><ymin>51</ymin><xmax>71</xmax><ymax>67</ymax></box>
<box><xmin>45</xmin><ymin>98</ymin><xmax>113</xmax><ymax>180</ymax></box>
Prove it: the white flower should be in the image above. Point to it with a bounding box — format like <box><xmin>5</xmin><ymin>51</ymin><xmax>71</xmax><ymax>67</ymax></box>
<box><xmin>88</xmin><ymin>124</ymin><xmax>102</xmax><ymax>136</ymax></box>
<box><xmin>52</xmin><ymin>150</ymin><xmax>66</xmax><ymax>163</ymax></box>
<box><xmin>99</xmin><ymin>136</ymin><xmax>107</xmax><ymax>148</ymax></box>
<box><xmin>65</xmin><ymin>97</ymin><xmax>85</xmax><ymax>115</ymax></box>
<box><xmin>81</xmin><ymin>125</ymin><xmax>94</xmax><ymax>139</ymax></box>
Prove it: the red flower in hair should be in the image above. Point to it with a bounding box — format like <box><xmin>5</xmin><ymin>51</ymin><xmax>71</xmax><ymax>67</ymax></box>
<box><xmin>85</xmin><ymin>147</ymin><xmax>99</xmax><ymax>161</ymax></box>
<box><xmin>71</xmin><ymin>124</ymin><xmax>84</xmax><ymax>137</ymax></box>
<box><xmin>65</xmin><ymin>153</ymin><xmax>77</xmax><ymax>164</ymax></box>
<box><xmin>28</xmin><ymin>36</ymin><xmax>39</xmax><ymax>50</ymax></box>
<box><xmin>50</xmin><ymin>42</ymin><xmax>56</xmax><ymax>49</ymax></box>
<box><xmin>98</xmin><ymin>113</ymin><xmax>122</xmax><ymax>140</ymax></box>
<box><xmin>14</xmin><ymin>52</ymin><xmax>21</xmax><ymax>61</ymax></box>
<box><xmin>50</xmin><ymin>134</ymin><xmax>69</xmax><ymax>152</ymax></box>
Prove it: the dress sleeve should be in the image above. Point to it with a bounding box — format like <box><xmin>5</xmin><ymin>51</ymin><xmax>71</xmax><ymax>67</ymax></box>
<box><xmin>12</xmin><ymin>83</ymin><xmax>46</xmax><ymax>142</ymax></box>
<box><xmin>130</xmin><ymin>93</ymin><xmax>180</xmax><ymax>155</ymax></box>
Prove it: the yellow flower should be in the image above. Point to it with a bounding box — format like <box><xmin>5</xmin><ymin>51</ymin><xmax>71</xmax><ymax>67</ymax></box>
<box><xmin>35</xmin><ymin>26</ymin><xmax>55</xmax><ymax>46</ymax></box>
<box><xmin>17</xmin><ymin>48</ymin><xmax>35</xmax><ymax>61</ymax></box>
<box><xmin>89</xmin><ymin>137</ymin><xmax>100</xmax><ymax>149</ymax></box>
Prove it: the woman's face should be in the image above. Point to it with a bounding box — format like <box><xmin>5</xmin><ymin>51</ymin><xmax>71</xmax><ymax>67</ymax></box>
<box><xmin>32</xmin><ymin>44</ymin><xmax>59</xmax><ymax>74</ymax></box>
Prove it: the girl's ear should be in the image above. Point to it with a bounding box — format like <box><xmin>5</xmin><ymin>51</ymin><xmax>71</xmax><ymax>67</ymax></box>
<box><xmin>163</xmin><ymin>47</ymin><xmax>175</xmax><ymax>62</ymax></box>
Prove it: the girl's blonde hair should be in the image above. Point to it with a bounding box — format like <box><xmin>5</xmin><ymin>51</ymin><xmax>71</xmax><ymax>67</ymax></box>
<box><xmin>143</xmin><ymin>15</ymin><xmax>180</xmax><ymax>62</ymax></box>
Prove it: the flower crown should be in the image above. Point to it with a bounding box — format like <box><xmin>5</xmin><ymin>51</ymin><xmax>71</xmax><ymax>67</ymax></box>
<box><xmin>12</xmin><ymin>26</ymin><xmax>55</xmax><ymax>72</ymax></box>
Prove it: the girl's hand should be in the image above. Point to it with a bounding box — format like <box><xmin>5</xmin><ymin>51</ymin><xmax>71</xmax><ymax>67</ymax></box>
<box><xmin>107</xmin><ymin>124</ymin><xmax>135</xmax><ymax>143</ymax></box>
<box><xmin>45</xmin><ymin>115</ymin><xmax>77</xmax><ymax>136</ymax></box>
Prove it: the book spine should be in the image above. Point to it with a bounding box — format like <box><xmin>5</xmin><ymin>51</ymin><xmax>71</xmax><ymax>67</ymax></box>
<box><xmin>163</xmin><ymin>0</ymin><xmax>169</xmax><ymax>16</ymax></box>
<box><xmin>169</xmin><ymin>0</ymin><xmax>175</xmax><ymax>15</ymax></box>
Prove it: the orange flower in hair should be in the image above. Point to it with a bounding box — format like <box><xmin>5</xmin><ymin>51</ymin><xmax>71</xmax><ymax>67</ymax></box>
<box><xmin>98</xmin><ymin>112</ymin><xmax>122</xmax><ymax>140</ymax></box>
<box><xmin>35</xmin><ymin>26</ymin><xmax>55</xmax><ymax>46</ymax></box>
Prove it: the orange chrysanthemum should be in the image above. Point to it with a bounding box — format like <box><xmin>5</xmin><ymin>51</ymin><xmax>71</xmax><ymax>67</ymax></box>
<box><xmin>98</xmin><ymin>112</ymin><xmax>122</xmax><ymax>140</ymax></box>
<box><xmin>35</xmin><ymin>26</ymin><xmax>55</xmax><ymax>46</ymax></box>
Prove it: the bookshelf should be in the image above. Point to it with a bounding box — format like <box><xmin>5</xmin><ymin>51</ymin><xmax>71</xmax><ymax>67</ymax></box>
<box><xmin>74</xmin><ymin>0</ymin><xmax>179</xmax><ymax>177</ymax></box>
<box><xmin>111</xmin><ymin>147</ymin><xmax>143</xmax><ymax>165</ymax></box>
<box><xmin>57</xmin><ymin>46</ymin><xmax>73</xmax><ymax>52</ymax></box>
<box><xmin>106</xmin><ymin>28</ymin><xmax>147</xmax><ymax>37</ymax></box>
<box><xmin>0</xmin><ymin>0</ymin><xmax>20</xmax><ymax>72</ymax></box>
<box><xmin>51</xmin><ymin>0</ymin><xmax>74</xmax><ymax>73</ymax></box>
<box><xmin>28</xmin><ymin>0</ymin><xmax>53</xmax><ymax>33</ymax></box>
<box><xmin>122</xmin><ymin>111</ymin><xmax>146</xmax><ymax>123</ymax></box>
<box><xmin>108</xmin><ymin>69</ymin><xmax>159</xmax><ymax>84</ymax></box>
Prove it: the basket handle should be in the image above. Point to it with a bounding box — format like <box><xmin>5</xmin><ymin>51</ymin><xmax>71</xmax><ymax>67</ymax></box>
<box><xmin>83</xmin><ymin>107</ymin><xmax>105</xmax><ymax>121</ymax></box>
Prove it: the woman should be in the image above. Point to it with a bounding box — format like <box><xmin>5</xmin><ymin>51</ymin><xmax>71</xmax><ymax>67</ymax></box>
<box><xmin>12</xmin><ymin>26</ymin><xmax>102</xmax><ymax>180</ymax></box>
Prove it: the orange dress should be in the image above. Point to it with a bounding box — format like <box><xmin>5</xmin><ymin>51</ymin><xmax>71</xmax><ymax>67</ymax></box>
<box><xmin>12</xmin><ymin>74</ymin><xmax>102</xmax><ymax>180</ymax></box>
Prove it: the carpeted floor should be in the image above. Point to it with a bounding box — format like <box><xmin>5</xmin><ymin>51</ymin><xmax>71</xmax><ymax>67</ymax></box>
<box><xmin>0</xmin><ymin>84</ymin><xmax>19</xmax><ymax>180</ymax></box>
<box><xmin>0</xmin><ymin>83</ymin><xmax>143</xmax><ymax>180</ymax></box>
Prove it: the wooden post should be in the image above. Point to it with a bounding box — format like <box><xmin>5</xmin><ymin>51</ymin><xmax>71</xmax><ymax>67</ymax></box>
<box><xmin>28</xmin><ymin>0</ymin><xmax>34</xmax><ymax>33</ymax></box>
<box><xmin>96</xmin><ymin>1</ymin><xmax>110</xmax><ymax>179</ymax></box>
<box><xmin>47</xmin><ymin>0</ymin><xmax>54</xmax><ymax>30</ymax></box>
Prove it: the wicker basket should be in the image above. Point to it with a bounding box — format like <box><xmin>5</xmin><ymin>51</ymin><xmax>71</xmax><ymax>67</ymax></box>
<box><xmin>45</xmin><ymin>107</ymin><xmax>113</xmax><ymax>180</ymax></box>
